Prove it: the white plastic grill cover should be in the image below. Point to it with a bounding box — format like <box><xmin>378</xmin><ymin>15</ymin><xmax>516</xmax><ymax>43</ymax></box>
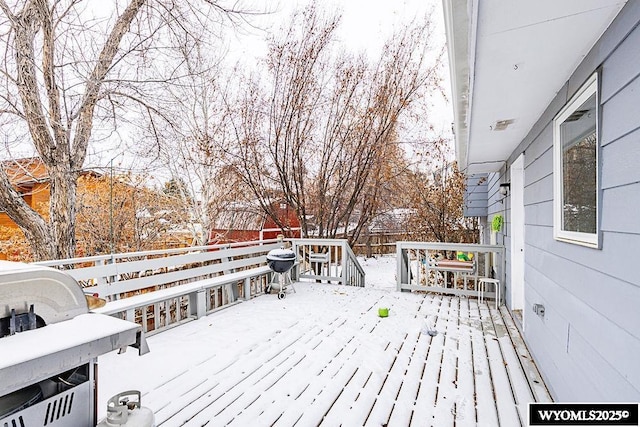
<box><xmin>0</xmin><ymin>261</ymin><xmax>88</xmax><ymax>325</ymax></box>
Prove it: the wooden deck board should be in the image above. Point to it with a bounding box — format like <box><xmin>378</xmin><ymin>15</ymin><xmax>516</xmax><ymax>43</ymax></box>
<box><xmin>470</xmin><ymin>299</ymin><xmax>500</xmax><ymax>427</ymax></box>
<box><xmin>386</xmin><ymin>330</ymin><xmax>430</xmax><ymax>426</ymax></box>
<box><xmin>455</xmin><ymin>297</ymin><xmax>478</xmax><ymax>426</ymax></box>
<box><xmin>480</xmin><ymin>303</ymin><xmax>521</xmax><ymax>427</ymax></box>
<box><xmin>499</xmin><ymin>306</ymin><xmax>552</xmax><ymax>403</ymax></box>
<box><xmin>99</xmin><ymin>284</ymin><xmax>552</xmax><ymax>427</ymax></box>
<box><xmin>411</xmin><ymin>296</ymin><xmax>445</xmax><ymax>426</ymax></box>
<box><xmin>490</xmin><ymin>305</ymin><xmax>535</xmax><ymax>425</ymax></box>
<box><xmin>432</xmin><ymin>296</ymin><xmax>459</xmax><ymax>427</ymax></box>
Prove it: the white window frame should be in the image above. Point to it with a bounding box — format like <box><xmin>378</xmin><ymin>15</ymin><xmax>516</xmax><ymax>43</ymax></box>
<box><xmin>553</xmin><ymin>72</ymin><xmax>600</xmax><ymax>248</ymax></box>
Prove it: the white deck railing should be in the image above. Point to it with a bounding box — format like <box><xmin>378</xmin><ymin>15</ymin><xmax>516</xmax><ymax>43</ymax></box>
<box><xmin>289</xmin><ymin>238</ymin><xmax>365</xmax><ymax>287</ymax></box>
<box><xmin>35</xmin><ymin>240</ymin><xmax>283</xmax><ymax>334</ymax></box>
<box><xmin>396</xmin><ymin>241</ymin><xmax>505</xmax><ymax>300</ymax></box>
<box><xmin>34</xmin><ymin>238</ymin><xmax>365</xmax><ymax>334</ymax></box>
<box><xmin>35</xmin><ymin>240</ymin><xmax>281</xmax><ymax>298</ymax></box>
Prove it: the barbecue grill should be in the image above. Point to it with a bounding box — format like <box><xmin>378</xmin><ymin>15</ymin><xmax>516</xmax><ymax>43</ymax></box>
<box><xmin>266</xmin><ymin>248</ymin><xmax>296</xmax><ymax>299</ymax></box>
<box><xmin>0</xmin><ymin>261</ymin><xmax>150</xmax><ymax>426</ymax></box>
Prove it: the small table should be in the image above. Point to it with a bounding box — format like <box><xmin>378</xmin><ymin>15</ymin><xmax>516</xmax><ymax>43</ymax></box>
<box><xmin>430</xmin><ymin>259</ymin><xmax>476</xmax><ymax>289</ymax></box>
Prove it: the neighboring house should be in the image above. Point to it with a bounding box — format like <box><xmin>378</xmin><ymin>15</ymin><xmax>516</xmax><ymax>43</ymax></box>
<box><xmin>208</xmin><ymin>201</ymin><xmax>302</xmax><ymax>244</ymax></box>
<box><xmin>0</xmin><ymin>157</ymin><xmax>191</xmax><ymax>258</ymax></box>
<box><xmin>367</xmin><ymin>209</ymin><xmax>414</xmax><ymax>236</ymax></box>
<box><xmin>444</xmin><ymin>0</ymin><xmax>639</xmax><ymax>401</ymax></box>
<box><xmin>0</xmin><ymin>158</ymin><xmax>52</xmax><ymax>229</ymax></box>
<box><xmin>0</xmin><ymin>158</ymin><xmax>101</xmax><ymax>259</ymax></box>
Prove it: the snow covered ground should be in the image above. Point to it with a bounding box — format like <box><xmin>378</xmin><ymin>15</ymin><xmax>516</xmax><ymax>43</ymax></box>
<box><xmin>98</xmin><ymin>255</ymin><xmax>550</xmax><ymax>426</ymax></box>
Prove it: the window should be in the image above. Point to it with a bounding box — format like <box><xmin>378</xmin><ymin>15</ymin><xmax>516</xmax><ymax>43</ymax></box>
<box><xmin>553</xmin><ymin>73</ymin><xmax>599</xmax><ymax>247</ymax></box>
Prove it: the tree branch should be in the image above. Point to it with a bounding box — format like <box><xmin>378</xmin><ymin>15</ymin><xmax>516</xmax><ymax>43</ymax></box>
<box><xmin>72</xmin><ymin>0</ymin><xmax>146</xmax><ymax>167</ymax></box>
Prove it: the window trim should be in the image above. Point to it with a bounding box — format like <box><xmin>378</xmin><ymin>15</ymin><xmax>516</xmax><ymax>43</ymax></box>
<box><xmin>553</xmin><ymin>72</ymin><xmax>601</xmax><ymax>248</ymax></box>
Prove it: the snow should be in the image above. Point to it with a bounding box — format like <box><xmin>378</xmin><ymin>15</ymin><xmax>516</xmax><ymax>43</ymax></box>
<box><xmin>0</xmin><ymin>313</ymin><xmax>139</xmax><ymax>397</ymax></box>
<box><xmin>357</xmin><ymin>256</ymin><xmax>397</xmax><ymax>290</ymax></box>
<box><xmin>96</xmin><ymin>255</ymin><xmax>548</xmax><ymax>425</ymax></box>
<box><xmin>0</xmin><ymin>313</ymin><xmax>137</xmax><ymax>369</ymax></box>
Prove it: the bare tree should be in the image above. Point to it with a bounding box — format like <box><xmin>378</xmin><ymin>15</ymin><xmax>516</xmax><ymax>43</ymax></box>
<box><xmin>404</xmin><ymin>149</ymin><xmax>478</xmax><ymax>244</ymax></box>
<box><xmin>0</xmin><ymin>0</ymin><xmax>250</xmax><ymax>260</ymax></box>
<box><xmin>227</xmin><ymin>5</ymin><xmax>444</xmax><ymax>244</ymax></box>
<box><xmin>151</xmin><ymin>42</ymin><xmax>246</xmax><ymax>246</ymax></box>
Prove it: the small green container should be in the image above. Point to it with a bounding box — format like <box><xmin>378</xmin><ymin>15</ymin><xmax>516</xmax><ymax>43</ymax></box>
<box><xmin>378</xmin><ymin>307</ymin><xmax>389</xmax><ymax>318</ymax></box>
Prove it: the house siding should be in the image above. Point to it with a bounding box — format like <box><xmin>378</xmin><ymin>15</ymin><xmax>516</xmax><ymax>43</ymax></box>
<box><xmin>463</xmin><ymin>174</ymin><xmax>488</xmax><ymax>217</ymax></box>
<box><xmin>497</xmin><ymin>2</ymin><xmax>640</xmax><ymax>401</ymax></box>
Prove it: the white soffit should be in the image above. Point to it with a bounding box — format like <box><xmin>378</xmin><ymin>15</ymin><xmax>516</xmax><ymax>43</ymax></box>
<box><xmin>458</xmin><ymin>0</ymin><xmax>626</xmax><ymax>174</ymax></box>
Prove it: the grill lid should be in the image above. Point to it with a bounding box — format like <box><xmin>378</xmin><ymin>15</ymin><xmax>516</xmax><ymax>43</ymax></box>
<box><xmin>0</xmin><ymin>261</ymin><xmax>88</xmax><ymax>327</ymax></box>
<box><xmin>266</xmin><ymin>248</ymin><xmax>296</xmax><ymax>262</ymax></box>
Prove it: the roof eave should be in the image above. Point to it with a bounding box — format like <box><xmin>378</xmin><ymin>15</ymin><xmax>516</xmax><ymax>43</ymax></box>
<box><xmin>443</xmin><ymin>0</ymin><xmax>477</xmax><ymax>173</ymax></box>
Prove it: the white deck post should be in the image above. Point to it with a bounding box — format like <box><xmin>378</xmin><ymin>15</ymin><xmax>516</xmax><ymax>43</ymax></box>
<box><xmin>126</xmin><ymin>308</ymin><xmax>135</xmax><ymax>324</ymax></box>
<box><xmin>341</xmin><ymin>241</ymin><xmax>348</xmax><ymax>286</ymax></box>
<box><xmin>244</xmin><ymin>277</ymin><xmax>251</xmax><ymax>300</ymax></box>
<box><xmin>396</xmin><ymin>243</ymin><xmax>403</xmax><ymax>291</ymax></box>
<box><xmin>191</xmin><ymin>289</ymin><xmax>206</xmax><ymax>319</ymax></box>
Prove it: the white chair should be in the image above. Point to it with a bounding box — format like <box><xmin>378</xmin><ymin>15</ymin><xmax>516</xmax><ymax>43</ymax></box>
<box><xmin>477</xmin><ymin>278</ymin><xmax>501</xmax><ymax>309</ymax></box>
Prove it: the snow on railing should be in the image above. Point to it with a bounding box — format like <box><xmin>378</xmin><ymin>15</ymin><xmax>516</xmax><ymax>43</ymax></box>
<box><xmin>396</xmin><ymin>242</ymin><xmax>505</xmax><ymax>301</ymax></box>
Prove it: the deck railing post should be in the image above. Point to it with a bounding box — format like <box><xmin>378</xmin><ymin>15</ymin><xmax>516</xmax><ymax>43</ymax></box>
<box><xmin>126</xmin><ymin>308</ymin><xmax>135</xmax><ymax>324</ymax></box>
<box><xmin>341</xmin><ymin>241</ymin><xmax>348</xmax><ymax>286</ymax></box>
<box><xmin>243</xmin><ymin>277</ymin><xmax>251</xmax><ymax>300</ymax></box>
<box><xmin>290</xmin><ymin>240</ymin><xmax>299</xmax><ymax>282</ymax></box>
<box><xmin>96</xmin><ymin>258</ymin><xmax>108</xmax><ymax>288</ymax></box>
<box><xmin>108</xmin><ymin>253</ymin><xmax>117</xmax><ymax>297</ymax></box>
<box><xmin>396</xmin><ymin>243</ymin><xmax>408</xmax><ymax>291</ymax></box>
<box><xmin>191</xmin><ymin>289</ymin><xmax>206</xmax><ymax>319</ymax></box>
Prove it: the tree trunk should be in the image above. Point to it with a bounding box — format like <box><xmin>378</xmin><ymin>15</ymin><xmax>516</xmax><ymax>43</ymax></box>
<box><xmin>48</xmin><ymin>166</ymin><xmax>78</xmax><ymax>260</ymax></box>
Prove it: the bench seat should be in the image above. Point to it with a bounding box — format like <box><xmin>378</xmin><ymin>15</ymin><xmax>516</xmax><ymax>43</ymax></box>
<box><xmin>93</xmin><ymin>266</ymin><xmax>272</xmax><ymax>316</ymax></box>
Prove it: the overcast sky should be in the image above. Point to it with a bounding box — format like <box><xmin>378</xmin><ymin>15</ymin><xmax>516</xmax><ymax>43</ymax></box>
<box><xmin>226</xmin><ymin>0</ymin><xmax>453</xmax><ymax>135</ymax></box>
<box><xmin>229</xmin><ymin>0</ymin><xmax>443</xmax><ymax>57</ymax></box>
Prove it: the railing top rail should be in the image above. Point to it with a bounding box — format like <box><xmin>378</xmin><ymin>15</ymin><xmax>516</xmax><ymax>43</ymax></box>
<box><xmin>34</xmin><ymin>239</ymin><xmax>282</xmax><ymax>267</ymax></box>
<box><xmin>344</xmin><ymin>242</ymin><xmax>365</xmax><ymax>276</ymax></box>
<box><xmin>287</xmin><ymin>238</ymin><xmax>350</xmax><ymax>246</ymax></box>
<box><xmin>396</xmin><ymin>241</ymin><xmax>505</xmax><ymax>253</ymax></box>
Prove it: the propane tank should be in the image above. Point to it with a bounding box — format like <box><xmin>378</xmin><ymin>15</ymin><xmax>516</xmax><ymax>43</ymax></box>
<box><xmin>97</xmin><ymin>390</ymin><xmax>155</xmax><ymax>427</ymax></box>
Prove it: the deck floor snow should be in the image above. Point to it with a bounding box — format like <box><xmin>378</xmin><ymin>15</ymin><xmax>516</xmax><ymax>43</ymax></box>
<box><xmin>99</xmin><ymin>281</ymin><xmax>551</xmax><ymax>426</ymax></box>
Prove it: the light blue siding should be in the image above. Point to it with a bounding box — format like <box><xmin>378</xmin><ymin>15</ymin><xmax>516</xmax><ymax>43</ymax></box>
<box><xmin>496</xmin><ymin>1</ymin><xmax>640</xmax><ymax>401</ymax></box>
<box><xmin>601</xmin><ymin>73</ymin><xmax>640</xmax><ymax>144</ymax></box>
<box><xmin>601</xmin><ymin>130</ymin><xmax>640</xmax><ymax>188</ymax></box>
<box><xmin>463</xmin><ymin>174</ymin><xmax>488</xmax><ymax>217</ymax></box>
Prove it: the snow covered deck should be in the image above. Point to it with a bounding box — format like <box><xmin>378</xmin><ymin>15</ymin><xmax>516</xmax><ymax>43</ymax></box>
<box><xmin>98</xmin><ymin>258</ymin><xmax>551</xmax><ymax>426</ymax></box>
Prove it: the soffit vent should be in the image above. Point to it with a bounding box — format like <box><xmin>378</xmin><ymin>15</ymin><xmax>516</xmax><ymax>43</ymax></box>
<box><xmin>492</xmin><ymin>119</ymin><xmax>515</xmax><ymax>131</ymax></box>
